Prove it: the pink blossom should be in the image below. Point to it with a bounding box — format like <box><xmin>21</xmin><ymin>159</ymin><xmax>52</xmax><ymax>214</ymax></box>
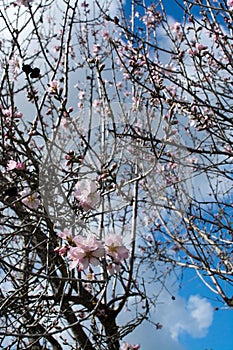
<box><xmin>142</xmin><ymin>15</ymin><xmax>156</xmax><ymax>29</ymax></box>
<box><xmin>54</xmin><ymin>245</ymin><xmax>67</xmax><ymax>256</ymax></box>
<box><xmin>171</xmin><ymin>22</ymin><xmax>183</xmax><ymax>40</ymax></box>
<box><xmin>187</xmin><ymin>48</ymin><xmax>198</xmax><ymax>56</ymax></box>
<box><xmin>47</xmin><ymin>81</ymin><xmax>59</xmax><ymax>94</ymax></box>
<box><xmin>68</xmin><ymin>235</ymin><xmax>105</xmax><ymax>270</ymax></box>
<box><xmin>6</xmin><ymin>160</ymin><xmax>17</xmax><ymax>171</ymax></box>
<box><xmin>57</xmin><ymin>228</ymin><xmax>73</xmax><ymax>240</ymax></box>
<box><xmin>227</xmin><ymin>0</ymin><xmax>233</xmax><ymax>8</ymax></box>
<box><xmin>14</xmin><ymin>111</ymin><xmax>23</xmax><ymax>118</ymax></box>
<box><xmin>60</xmin><ymin>117</ymin><xmax>69</xmax><ymax>129</ymax></box>
<box><xmin>7</xmin><ymin>160</ymin><xmax>25</xmax><ymax>171</ymax></box>
<box><xmin>3</xmin><ymin>106</ymin><xmax>23</xmax><ymax>119</ymax></box>
<box><xmin>93</xmin><ymin>99</ymin><xmax>102</xmax><ymax>109</ymax></box>
<box><xmin>20</xmin><ymin>188</ymin><xmax>40</xmax><ymax>210</ymax></box>
<box><xmin>196</xmin><ymin>43</ymin><xmax>207</xmax><ymax>51</ymax></box>
<box><xmin>74</xmin><ymin>179</ymin><xmax>100</xmax><ymax>211</ymax></box>
<box><xmin>132</xmin><ymin>96</ymin><xmax>140</xmax><ymax>110</ymax></box>
<box><xmin>16</xmin><ymin>162</ymin><xmax>25</xmax><ymax>170</ymax></box>
<box><xmin>2</xmin><ymin>109</ymin><xmax>11</xmax><ymax>117</ymax></box>
<box><xmin>105</xmin><ymin>234</ymin><xmax>129</xmax><ymax>262</ymax></box>
<box><xmin>8</xmin><ymin>55</ymin><xmax>21</xmax><ymax>81</ymax></box>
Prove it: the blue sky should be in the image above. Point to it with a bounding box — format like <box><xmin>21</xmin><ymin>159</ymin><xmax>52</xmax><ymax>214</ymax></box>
<box><xmin>179</xmin><ymin>269</ymin><xmax>233</xmax><ymax>350</ymax></box>
<box><xmin>123</xmin><ymin>266</ymin><xmax>233</xmax><ymax>350</ymax></box>
<box><xmin>121</xmin><ymin>1</ymin><xmax>233</xmax><ymax>349</ymax></box>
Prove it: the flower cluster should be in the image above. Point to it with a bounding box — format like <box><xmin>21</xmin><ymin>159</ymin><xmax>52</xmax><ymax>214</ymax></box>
<box><xmin>142</xmin><ymin>5</ymin><xmax>162</xmax><ymax>29</ymax></box>
<box><xmin>1</xmin><ymin>107</ymin><xmax>23</xmax><ymax>121</ymax></box>
<box><xmin>55</xmin><ymin>231</ymin><xmax>129</xmax><ymax>273</ymax></box>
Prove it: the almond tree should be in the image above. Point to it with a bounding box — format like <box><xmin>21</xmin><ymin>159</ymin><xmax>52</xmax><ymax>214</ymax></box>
<box><xmin>0</xmin><ymin>0</ymin><xmax>232</xmax><ymax>349</ymax></box>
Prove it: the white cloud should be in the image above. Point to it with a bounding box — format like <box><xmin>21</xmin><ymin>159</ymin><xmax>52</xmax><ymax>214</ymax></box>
<box><xmin>187</xmin><ymin>295</ymin><xmax>214</xmax><ymax>334</ymax></box>
<box><xmin>159</xmin><ymin>294</ymin><xmax>213</xmax><ymax>341</ymax></box>
<box><xmin>125</xmin><ymin>322</ymin><xmax>185</xmax><ymax>350</ymax></box>
<box><xmin>120</xmin><ymin>267</ymin><xmax>214</xmax><ymax>350</ymax></box>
